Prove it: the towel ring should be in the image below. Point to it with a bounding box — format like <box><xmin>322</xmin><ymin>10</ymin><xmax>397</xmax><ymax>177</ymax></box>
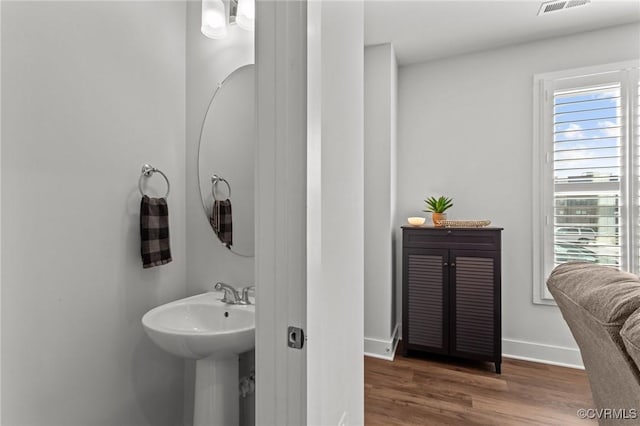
<box><xmin>139</xmin><ymin>164</ymin><xmax>170</xmax><ymax>198</ymax></box>
<box><xmin>211</xmin><ymin>174</ymin><xmax>231</xmax><ymax>200</ymax></box>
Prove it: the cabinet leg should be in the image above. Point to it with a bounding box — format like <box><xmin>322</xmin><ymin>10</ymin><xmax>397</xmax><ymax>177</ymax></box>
<box><xmin>495</xmin><ymin>362</ymin><xmax>501</xmax><ymax>374</ymax></box>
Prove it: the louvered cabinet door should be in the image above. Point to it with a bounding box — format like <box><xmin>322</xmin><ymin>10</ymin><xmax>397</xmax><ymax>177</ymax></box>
<box><xmin>402</xmin><ymin>248</ymin><xmax>449</xmax><ymax>354</ymax></box>
<box><xmin>450</xmin><ymin>250</ymin><xmax>501</xmax><ymax>363</ymax></box>
<box><xmin>402</xmin><ymin>227</ymin><xmax>502</xmax><ymax>372</ymax></box>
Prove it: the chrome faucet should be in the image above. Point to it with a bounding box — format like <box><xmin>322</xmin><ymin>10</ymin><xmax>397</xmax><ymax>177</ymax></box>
<box><xmin>213</xmin><ymin>282</ymin><xmax>241</xmax><ymax>304</ymax></box>
<box><xmin>240</xmin><ymin>286</ymin><xmax>255</xmax><ymax>305</ymax></box>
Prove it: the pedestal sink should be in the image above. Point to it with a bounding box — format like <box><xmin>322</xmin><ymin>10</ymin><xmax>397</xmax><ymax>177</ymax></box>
<box><xmin>142</xmin><ymin>292</ymin><xmax>255</xmax><ymax>426</ymax></box>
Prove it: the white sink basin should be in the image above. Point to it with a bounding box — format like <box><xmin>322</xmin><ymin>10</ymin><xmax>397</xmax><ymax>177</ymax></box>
<box><xmin>143</xmin><ymin>291</ymin><xmax>255</xmax><ymax>426</ymax></box>
<box><xmin>142</xmin><ymin>292</ymin><xmax>255</xmax><ymax>360</ymax></box>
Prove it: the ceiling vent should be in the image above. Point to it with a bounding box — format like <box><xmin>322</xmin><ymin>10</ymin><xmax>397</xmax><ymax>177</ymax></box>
<box><xmin>538</xmin><ymin>0</ymin><xmax>591</xmax><ymax>16</ymax></box>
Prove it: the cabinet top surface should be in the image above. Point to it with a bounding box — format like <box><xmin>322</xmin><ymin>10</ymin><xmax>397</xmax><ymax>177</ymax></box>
<box><xmin>402</xmin><ymin>226</ymin><xmax>504</xmax><ymax>231</ymax></box>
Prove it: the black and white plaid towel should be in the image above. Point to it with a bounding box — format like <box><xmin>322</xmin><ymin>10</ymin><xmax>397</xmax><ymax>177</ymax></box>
<box><xmin>140</xmin><ymin>195</ymin><xmax>172</xmax><ymax>268</ymax></box>
<box><xmin>211</xmin><ymin>199</ymin><xmax>233</xmax><ymax>247</ymax></box>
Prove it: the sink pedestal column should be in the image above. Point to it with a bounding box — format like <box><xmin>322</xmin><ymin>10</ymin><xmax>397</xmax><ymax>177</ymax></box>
<box><xmin>194</xmin><ymin>356</ymin><xmax>239</xmax><ymax>426</ymax></box>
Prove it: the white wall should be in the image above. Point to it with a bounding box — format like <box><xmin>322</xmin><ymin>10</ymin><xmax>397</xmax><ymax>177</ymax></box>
<box><xmin>397</xmin><ymin>23</ymin><xmax>640</xmax><ymax>367</ymax></box>
<box><xmin>184</xmin><ymin>2</ymin><xmax>254</xmax><ymax>425</ymax></box>
<box><xmin>364</xmin><ymin>43</ymin><xmax>398</xmax><ymax>359</ymax></box>
<box><xmin>185</xmin><ymin>3</ymin><xmax>254</xmax><ymax>296</ymax></box>
<box><xmin>0</xmin><ymin>1</ymin><xmax>4</xmax><ymax>420</ymax></box>
<box><xmin>1</xmin><ymin>2</ymin><xmax>186</xmax><ymax>425</ymax></box>
<box><xmin>390</xmin><ymin>41</ymin><xmax>398</xmax><ymax>338</ymax></box>
<box><xmin>307</xmin><ymin>1</ymin><xmax>364</xmax><ymax>424</ymax></box>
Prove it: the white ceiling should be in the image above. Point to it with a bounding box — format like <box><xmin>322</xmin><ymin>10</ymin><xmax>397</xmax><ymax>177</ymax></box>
<box><xmin>365</xmin><ymin>0</ymin><xmax>640</xmax><ymax>65</ymax></box>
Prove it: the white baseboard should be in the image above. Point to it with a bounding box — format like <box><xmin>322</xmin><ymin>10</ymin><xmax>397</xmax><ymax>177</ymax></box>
<box><xmin>502</xmin><ymin>338</ymin><xmax>584</xmax><ymax>369</ymax></box>
<box><xmin>364</xmin><ymin>324</ymin><xmax>400</xmax><ymax>361</ymax></box>
<box><xmin>381</xmin><ymin>328</ymin><xmax>583</xmax><ymax>369</ymax></box>
<box><xmin>395</xmin><ymin>333</ymin><xmax>583</xmax><ymax>369</ymax></box>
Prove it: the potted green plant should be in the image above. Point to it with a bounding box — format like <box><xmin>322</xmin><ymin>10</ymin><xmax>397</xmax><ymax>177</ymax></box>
<box><xmin>424</xmin><ymin>196</ymin><xmax>453</xmax><ymax>226</ymax></box>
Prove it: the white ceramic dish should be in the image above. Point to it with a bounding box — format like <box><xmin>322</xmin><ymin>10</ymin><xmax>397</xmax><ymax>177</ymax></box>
<box><xmin>407</xmin><ymin>217</ymin><xmax>426</xmax><ymax>226</ymax></box>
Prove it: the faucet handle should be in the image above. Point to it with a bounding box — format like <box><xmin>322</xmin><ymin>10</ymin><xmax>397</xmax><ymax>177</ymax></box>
<box><xmin>214</xmin><ymin>282</ymin><xmax>240</xmax><ymax>304</ymax></box>
<box><xmin>241</xmin><ymin>285</ymin><xmax>255</xmax><ymax>305</ymax></box>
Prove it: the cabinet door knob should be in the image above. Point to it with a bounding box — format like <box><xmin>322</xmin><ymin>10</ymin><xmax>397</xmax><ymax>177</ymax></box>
<box><xmin>443</xmin><ymin>262</ymin><xmax>448</xmax><ymax>267</ymax></box>
<box><xmin>451</xmin><ymin>262</ymin><xmax>456</xmax><ymax>267</ymax></box>
<box><xmin>447</xmin><ymin>230</ymin><xmax>452</xmax><ymax>235</ymax></box>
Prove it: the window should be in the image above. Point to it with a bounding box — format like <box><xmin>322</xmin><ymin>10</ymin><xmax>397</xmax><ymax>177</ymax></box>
<box><xmin>533</xmin><ymin>61</ymin><xmax>640</xmax><ymax>304</ymax></box>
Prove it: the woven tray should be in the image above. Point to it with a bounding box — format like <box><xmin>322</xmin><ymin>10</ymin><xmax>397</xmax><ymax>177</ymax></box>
<box><xmin>435</xmin><ymin>219</ymin><xmax>491</xmax><ymax>228</ymax></box>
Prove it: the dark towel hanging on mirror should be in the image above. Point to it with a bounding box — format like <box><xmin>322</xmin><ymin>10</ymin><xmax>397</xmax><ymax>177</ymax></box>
<box><xmin>211</xmin><ymin>199</ymin><xmax>233</xmax><ymax>248</ymax></box>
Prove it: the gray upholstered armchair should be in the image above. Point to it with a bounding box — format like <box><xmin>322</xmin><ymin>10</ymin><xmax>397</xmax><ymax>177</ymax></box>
<box><xmin>547</xmin><ymin>263</ymin><xmax>640</xmax><ymax>425</ymax></box>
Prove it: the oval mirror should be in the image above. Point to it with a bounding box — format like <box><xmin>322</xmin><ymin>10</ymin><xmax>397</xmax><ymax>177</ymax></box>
<box><xmin>198</xmin><ymin>64</ymin><xmax>255</xmax><ymax>257</ymax></box>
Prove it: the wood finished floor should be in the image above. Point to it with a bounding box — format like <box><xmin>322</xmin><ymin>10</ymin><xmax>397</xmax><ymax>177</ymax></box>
<box><xmin>365</xmin><ymin>347</ymin><xmax>596</xmax><ymax>425</ymax></box>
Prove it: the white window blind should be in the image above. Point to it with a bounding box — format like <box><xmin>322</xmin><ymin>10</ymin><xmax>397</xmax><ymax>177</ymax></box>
<box><xmin>533</xmin><ymin>61</ymin><xmax>640</xmax><ymax>304</ymax></box>
<box><xmin>553</xmin><ymin>83</ymin><xmax>622</xmax><ymax>269</ymax></box>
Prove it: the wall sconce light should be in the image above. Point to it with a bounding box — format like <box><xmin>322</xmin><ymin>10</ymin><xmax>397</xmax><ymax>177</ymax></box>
<box><xmin>201</xmin><ymin>0</ymin><xmax>254</xmax><ymax>39</ymax></box>
<box><xmin>236</xmin><ymin>0</ymin><xmax>255</xmax><ymax>31</ymax></box>
<box><xmin>201</xmin><ymin>0</ymin><xmax>227</xmax><ymax>39</ymax></box>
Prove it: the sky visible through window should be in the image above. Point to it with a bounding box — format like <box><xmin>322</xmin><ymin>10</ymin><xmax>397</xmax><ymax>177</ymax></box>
<box><xmin>554</xmin><ymin>84</ymin><xmax>621</xmax><ymax>181</ymax></box>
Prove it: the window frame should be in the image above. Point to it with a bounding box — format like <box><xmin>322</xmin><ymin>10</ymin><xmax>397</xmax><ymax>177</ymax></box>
<box><xmin>533</xmin><ymin>60</ymin><xmax>640</xmax><ymax>305</ymax></box>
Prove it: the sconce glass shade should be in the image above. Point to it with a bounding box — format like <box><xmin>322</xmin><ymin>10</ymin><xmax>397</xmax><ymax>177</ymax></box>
<box><xmin>201</xmin><ymin>0</ymin><xmax>227</xmax><ymax>39</ymax></box>
<box><xmin>236</xmin><ymin>0</ymin><xmax>255</xmax><ymax>31</ymax></box>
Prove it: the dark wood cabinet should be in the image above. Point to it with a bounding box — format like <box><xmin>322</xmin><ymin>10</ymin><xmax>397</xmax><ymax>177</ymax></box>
<box><xmin>402</xmin><ymin>226</ymin><xmax>503</xmax><ymax>373</ymax></box>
